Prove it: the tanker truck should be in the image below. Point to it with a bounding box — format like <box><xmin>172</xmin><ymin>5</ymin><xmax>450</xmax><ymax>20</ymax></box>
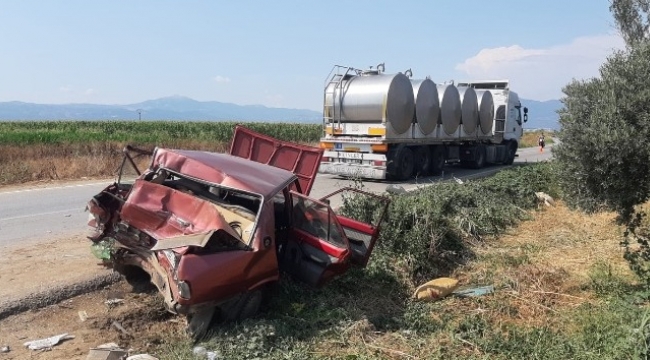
<box><xmin>318</xmin><ymin>63</ymin><xmax>529</xmax><ymax>180</ymax></box>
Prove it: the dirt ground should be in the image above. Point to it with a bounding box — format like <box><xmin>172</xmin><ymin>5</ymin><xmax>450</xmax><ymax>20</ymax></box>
<box><xmin>0</xmin><ymin>232</ymin><xmax>113</xmax><ymax>308</ymax></box>
<box><xmin>0</xmin><ymin>281</ymin><xmax>186</xmax><ymax>359</ymax></box>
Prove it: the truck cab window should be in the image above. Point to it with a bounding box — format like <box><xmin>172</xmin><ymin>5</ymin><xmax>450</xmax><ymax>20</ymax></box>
<box><xmin>496</xmin><ymin>105</ymin><xmax>506</xmax><ymax>120</ymax></box>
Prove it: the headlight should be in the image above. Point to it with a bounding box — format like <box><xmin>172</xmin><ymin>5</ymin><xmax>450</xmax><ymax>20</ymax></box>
<box><xmin>178</xmin><ymin>281</ymin><xmax>191</xmax><ymax>300</ymax></box>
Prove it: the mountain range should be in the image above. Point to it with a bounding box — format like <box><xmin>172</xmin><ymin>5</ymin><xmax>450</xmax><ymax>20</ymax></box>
<box><xmin>0</xmin><ymin>95</ymin><xmax>563</xmax><ymax>129</ymax></box>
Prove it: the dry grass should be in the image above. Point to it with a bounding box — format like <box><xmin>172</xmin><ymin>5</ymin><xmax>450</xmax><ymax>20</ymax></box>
<box><xmin>0</xmin><ymin>141</ymin><xmax>232</xmax><ymax>186</ymax></box>
<box><xmin>447</xmin><ymin>201</ymin><xmax>632</xmax><ymax>330</ymax></box>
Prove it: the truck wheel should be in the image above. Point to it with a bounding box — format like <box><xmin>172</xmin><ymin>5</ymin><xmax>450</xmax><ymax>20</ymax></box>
<box><xmin>471</xmin><ymin>144</ymin><xmax>486</xmax><ymax>169</ymax></box>
<box><xmin>504</xmin><ymin>141</ymin><xmax>518</xmax><ymax>165</ymax></box>
<box><xmin>387</xmin><ymin>144</ymin><xmax>414</xmax><ymax>180</ymax></box>
<box><xmin>430</xmin><ymin>146</ymin><xmax>445</xmax><ymax>175</ymax></box>
<box><xmin>415</xmin><ymin>146</ymin><xmax>432</xmax><ymax>176</ymax></box>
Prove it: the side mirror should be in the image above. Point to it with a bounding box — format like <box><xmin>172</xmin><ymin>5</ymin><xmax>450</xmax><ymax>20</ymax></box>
<box><xmin>523</xmin><ymin>114</ymin><xmax>528</xmax><ymax>123</ymax></box>
<box><xmin>523</xmin><ymin>107</ymin><xmax>528</xmax><ymax>114</ymax></box>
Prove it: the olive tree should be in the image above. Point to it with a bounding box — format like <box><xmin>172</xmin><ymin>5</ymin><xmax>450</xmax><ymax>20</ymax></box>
<box><xmin>555</xmin><ymin>1</ymin><xmax>650</xmax><ymax>285</ymax></box>
<box><xmin>554</xmin><ymin>43</ymin><xmax>650</xmax><ymax>221</ymax></box>
<box><xmin>610</xmin><ymin>0</ymin><xmax>650</xmax><ymax>46</ymax></box>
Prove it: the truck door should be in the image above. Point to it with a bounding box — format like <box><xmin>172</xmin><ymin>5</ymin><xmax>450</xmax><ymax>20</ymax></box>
<box><xmin>229</xmin><ymin>125</ymin><xmax>324</xmax><ymax>195</ymax></box>
<box><xmin>319</xmin><ymin>188</ymin><xmax>390</xmax><ymax>267</ymax></box>
<box><xmin>280</xmin><ymin>191</ymin><xmax>352</xmax><ymax>286</ymax></box>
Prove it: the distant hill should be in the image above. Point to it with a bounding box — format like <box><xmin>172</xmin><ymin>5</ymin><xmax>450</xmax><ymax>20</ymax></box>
<box><xmin>0</xmin><ymin>95</ymin><xmax>563</xmax><ymax>129</ymax></box>
<box><xmin>521</xmin><ymin>98</ymin><xmax>562</xmax><ymax>130</ymax></box>
<box><xmin>0</xmin><ymin>96</ymin><xmax>322</xmax><ymax>123</ymax></box>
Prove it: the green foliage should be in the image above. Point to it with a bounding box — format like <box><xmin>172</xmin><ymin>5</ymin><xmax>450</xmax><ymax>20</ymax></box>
<box><xmin>622</xmin><ymin>211</ymin><xmax>650</xmax><ymax>287</ymax></box>
<box><xmin>0</xmin><ymin>121</ymin><xmax>322</xmax><ymax>145</ymax></box>
<box><xmin>342</xmin><ymin>163</ymin><xmax>557</xmax><ymax>283</ymax></box>
<box><xmin>554</xmin><ymin>42</ymin><xmax>650</xmax><ymax>221</ymax></box>
<box><xmin>610</xmin><ymin>0</ymin><xmax>650</xmax><ymax>46</ymax></box>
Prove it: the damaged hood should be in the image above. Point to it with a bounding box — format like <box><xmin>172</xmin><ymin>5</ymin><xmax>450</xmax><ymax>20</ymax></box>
<box><xmin>119</xmin><ymin>179</ymin><xmax>243</xmax><ymax>248</ymax></box>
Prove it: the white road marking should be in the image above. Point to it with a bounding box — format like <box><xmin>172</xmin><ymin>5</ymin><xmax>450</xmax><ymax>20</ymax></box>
<box><xmin>0</xmin><ymin>182</ymin><xmax>108</xmax><ymax>195</ymax></box>
<box><xmin>0</xmin><ymin>208</ymin><xmax>83</xmax><ymax>222</ymax></box>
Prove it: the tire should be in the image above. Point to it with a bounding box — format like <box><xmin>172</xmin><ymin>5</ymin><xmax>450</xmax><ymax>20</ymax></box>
<box><xmin>387</xmin><ymin>145</ymin><xmax>415</xmax><ymax>181</ymax></box>
<box><xmin>414</xmin><ymin>146</ymin><xmax>432</xmax><ymax>176</ymax></box>
<box><xmin>430</xmin><ymin>146</ymin><xmax>445</xmax><ymax>175</ymax></box>
<box><xmin>221</xmin><ymin>289</ymin><xmax>263</xmax><ymax>322</ymax></box>
<box><xmin>471</xmin><ymin>144</ymin><xmax>486</xmax><ymax>169</ymax></box>
<box><xmin>186</xmin><ymin>306</ymin><xmax>216</xmax><ymax>340</ymax></box>
<box><xmin>504</xmin><ymin>141</ymin><xmax>518</xmax><ymax>165</ymax></box>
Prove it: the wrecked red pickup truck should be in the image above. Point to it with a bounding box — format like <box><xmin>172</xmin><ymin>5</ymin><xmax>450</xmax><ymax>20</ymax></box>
<box><xmin>86</xmin><ymin>125</ymin><xmax>390</xmax><ymax>338</ymax></box>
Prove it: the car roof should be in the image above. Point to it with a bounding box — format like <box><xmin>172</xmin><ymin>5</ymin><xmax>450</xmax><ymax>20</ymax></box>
<box><xmin>152</xmin><ymin>148</ymin><xmax>297</xmax><ymax>198</ymax></box>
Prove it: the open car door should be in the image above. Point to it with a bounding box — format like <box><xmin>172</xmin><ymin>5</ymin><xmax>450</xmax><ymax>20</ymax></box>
<box><xmin>281</xmin><ymin>191</ymin><xmax>352</xmax><ymax>287</ymax></box>
<box><xmin>229</xmin><ymin>125</ymin><xmax>323</xmax><ymax>195</ymax></box>
<box><xmin>319</xmin><ymin>188</ymin><xmax>390</xmax><ymax>267</ymax></box>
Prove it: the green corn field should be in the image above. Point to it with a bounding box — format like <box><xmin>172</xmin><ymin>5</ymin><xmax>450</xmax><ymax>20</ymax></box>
<box><xmin>0</xmin><ymin>121</ymin><xmax>323</xmax><ymax>145</ymax></box>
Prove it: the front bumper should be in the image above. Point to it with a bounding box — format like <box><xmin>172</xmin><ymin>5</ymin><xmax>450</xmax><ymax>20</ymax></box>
<box><xmin>318</xmin><ymin>162</ymin><xmax>386</xmax><ymax>179</ymax></box>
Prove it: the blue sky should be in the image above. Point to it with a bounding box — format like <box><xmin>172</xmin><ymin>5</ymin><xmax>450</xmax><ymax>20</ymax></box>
<box><xmin>0</xmin><ymin>0</ymin><xmax>623</xmax><ymax>110</ymax></box>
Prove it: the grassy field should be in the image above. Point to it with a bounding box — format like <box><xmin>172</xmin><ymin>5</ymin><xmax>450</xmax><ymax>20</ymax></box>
<box><xmin>0</xmin><ymin>121</ymin><xmax>322</xmax><ymax>185</ymax></box>
<box><xmin>141</xmin><ymin>163</ymin><xmax>648</xmax><ymax>359</ymax></box>
<box><xmin>0</xmin><ymin>121</ymin><xmax>551</xmax><ymax>186</ymax></box>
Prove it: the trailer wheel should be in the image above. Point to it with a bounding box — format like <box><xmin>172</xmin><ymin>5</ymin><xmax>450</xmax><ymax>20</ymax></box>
<box><xmin>430</xmin><ymin>146</ymin><xmax>445</xmax><ymax>175</ymax></box>
<box><xmin>415</xmin><ymin>146</ymin><xmax>432</xmax><ymax>176</ymax></box>
<box><xmin>471</xmin><ymin>144</ymin><xmax>486</xmax><ymax>169</ymax></box>
<box><xmin>504</xmin><ymin>141</ymin><xmax>518</xmax><ymax>165</ymax></box>
<box><xmin>387</xmin><ymin>145</ymin><xmax>414</xmax><ymax>180</ymax></box>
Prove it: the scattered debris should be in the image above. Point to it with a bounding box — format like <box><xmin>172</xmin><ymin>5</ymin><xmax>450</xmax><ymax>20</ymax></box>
<box><xmin>386</xmin><ymin>184</ymin><xmax>407</xmax><ymax>195</ymax></box>
<box><xmin>111</xmin><ymin>321</ymin><xmax>130</xmax><ymax>336</ymax></box>
<box><xmin>453</xmin><ymin>176</ymin><xmax>464</xmax><ymax>184</ymax></box>
<box><xmin>79</xmin><ymin>310</ymin><xmax>89</xmax><ymax>322</ymax></box>
<box><xmin>96</xmin><ymin>343</ymin><xmax>121</xmax><ymax>349</ymax></box>
<box><xmin>1</xmin><ymin>346</ymin><xmax>9</xmax><ymax>353</ymax></box>
<box><xmin>453</xmin><ymin>285</ymin><xmax>495</xmax><ymax>298</ymax></box>
<box><xmin>126</xmin><ymin>355</ymin><xmax>159</xmax><ymax>360</ymax></box>
<box><xmin>535</xmin><ymin>192</ymin><xmax>554</xmax><ymax>207</ymax></box>
<box><xmin>413</xmin><ymin>277</ymin><xmax>460</xmax><ymax>301</ymax></box>
<box><xmin>23</xmin><ymin>333</ymin><xmax>75</xmax><ymax>350</ymax></box>
<box><xmin>86</xmin><ymin>346</ymin><xmax>127</xmax><ymax>360</ymax></box>
<box><xmin>105</xmin><ymin>298</ymin><xmax>125</xmax><ymax>306</ymax></box>
<box><xmin>193</xmin><ymin>346</ymin><xmax>219</xmax><ymax>360</ymax></box>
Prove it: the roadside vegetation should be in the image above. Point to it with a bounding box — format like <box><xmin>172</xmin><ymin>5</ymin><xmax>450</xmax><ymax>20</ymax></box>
<box><xmin>0</xmin><ymin>121</ymin><xmax>321</xmax><ymax>185</ymax></box>
<box><xmin>146</xmin><ymin>162</ymin><xmax>649</xmax><ymax>359</ymax></box>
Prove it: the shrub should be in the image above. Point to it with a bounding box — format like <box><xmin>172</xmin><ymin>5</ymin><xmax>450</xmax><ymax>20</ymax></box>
<box><xmin>341</xmin><ymin>162</ymin><xmax>558</xmax><ymax>284</ymax></box>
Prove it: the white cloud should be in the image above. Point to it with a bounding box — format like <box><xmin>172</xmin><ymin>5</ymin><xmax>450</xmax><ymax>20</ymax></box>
<box><xmin>59</xmin><ymin>85</ymin><xmax>72</xmax><ymax>93</ymax></box>
<box><xmin>213</xmin><ymin>75</ymin><xmax>231</xmax><ymax>83</ymax></box>
<box><xmin>85</xmin><ymin>88</ymin><xmax>95</xmax><ymax>95</ymax></box>
<box><xmin>455</xmin><ymin>33</ymin><xmax>626</xmax><ymax>100</ymax></box>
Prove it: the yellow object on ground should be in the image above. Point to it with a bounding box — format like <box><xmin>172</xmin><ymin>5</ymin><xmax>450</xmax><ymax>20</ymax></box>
<box><xmin>413</xmin><ymin>277</ymin><xmax>460</xmax><ymax>301</ymax></box>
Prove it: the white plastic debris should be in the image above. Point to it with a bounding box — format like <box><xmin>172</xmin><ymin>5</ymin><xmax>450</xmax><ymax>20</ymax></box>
<box><xmin>126</xmin><ymin>355</ymin><xmax>159</xmax><ymax>360</ymax></box>
<box><xmin>193</xmin><ymin>346</ymin><xmax>218</xmax><ymax>360</ymax></box>
<box><xmin>96</xmin><ymin>342</ymin><xmax>121</xmax><ymax>349</ymax></box>
<box><xmin>104</xmin><ymin>298</ymin><xmax>125</xmax><ymax>306</ymax></box>
<box><xmin>78</xmin><ymin>310</ymin><xmax>89</xmax><ymax>322</ymax></box>
<box><xmin>23</xmin><ymin>333</ymin><xmax>75</xmax><ymax>350</ymax></box>
<box><xmin>1</xmin><ymin>346</ymin><xmax>9</xmax><ymax>353</ymax></box>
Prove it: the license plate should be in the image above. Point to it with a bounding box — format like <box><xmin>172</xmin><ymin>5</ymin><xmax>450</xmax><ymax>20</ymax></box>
<box><xmin>338</xmin><ymin>152</ymin><xmax>363</xmax><ymax>160</ymax></box>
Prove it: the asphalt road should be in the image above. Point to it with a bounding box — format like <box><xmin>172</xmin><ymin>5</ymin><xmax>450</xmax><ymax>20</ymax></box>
<box><xmin>0</xmin><ymin>145</ymin><xmax>553</xmax><ymax>248</ymax></box>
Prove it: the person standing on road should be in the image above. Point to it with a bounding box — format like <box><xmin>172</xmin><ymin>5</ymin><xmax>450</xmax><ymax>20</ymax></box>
<box><xmin>538</xmin><ymin>133</ymin><xmax>546</xmax><ymax>153</ymax></box>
